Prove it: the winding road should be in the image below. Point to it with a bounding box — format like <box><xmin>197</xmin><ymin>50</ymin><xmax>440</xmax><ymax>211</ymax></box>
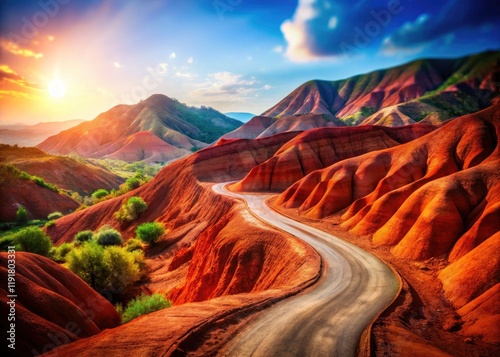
<box><xmin>212</xmin><ymin>183</ymin><xmax>400</xmax><ymax>357</ymax></box>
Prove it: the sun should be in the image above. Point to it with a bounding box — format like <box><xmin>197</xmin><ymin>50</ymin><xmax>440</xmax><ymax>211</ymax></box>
<box><xmin>48</xmin><ymin>79</ymin><xmax>66</xmax><ymax>98</ymax></box>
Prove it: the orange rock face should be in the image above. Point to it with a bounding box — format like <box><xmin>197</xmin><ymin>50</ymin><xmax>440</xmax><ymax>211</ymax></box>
<box><xmin>0</xmin><ymin>252</ymin><xmax>120</xmax><ymax>356</ymax></box>
<box><xmin>274</xmin><ymin>105</ymin><xmax>500</xmax><ymax>343</ymax></box>
<box><xmin>232</xmin><ymin>124</ymin><xmax>436</xmax><ymax>192</ymax></box>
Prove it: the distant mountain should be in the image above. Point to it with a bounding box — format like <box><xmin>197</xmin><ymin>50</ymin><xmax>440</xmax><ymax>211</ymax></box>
<box><xmin>0</xmin><ymin>119</ymin><xmax>85</xmax><ymax>147</ymax></box>
<box><xmin>37</xmin><ymin>94</ymin><xmax>243</xmax><ymax>162</ymax></box>
<box><xmin>224</xmin><ymin>112</ymin><xmax>256</xmax><ymax>122</ymax></box>
<box><xmin>221</xmin><ymin>51</ymin><xmax>499</xmax><ymax>141</ymax></box>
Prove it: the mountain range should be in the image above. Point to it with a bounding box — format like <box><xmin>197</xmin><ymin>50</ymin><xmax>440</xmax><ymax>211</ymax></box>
<box><xmin>37</xmin><ymin>95</ymin><xmax>242</xmax><ymax>163</ymax></box>
<box><xmin>222</xmin><ymin>51</ymin><xmax>499</xmax><ymax>140</ymax></box>
<box><xmin>0</xmin><ymin>119</ymin><xmax>86</xmax><ymax>147</ymax></box>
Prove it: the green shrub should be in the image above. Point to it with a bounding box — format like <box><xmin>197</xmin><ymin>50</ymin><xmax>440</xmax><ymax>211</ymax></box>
<box><xmin>47</xmin><ymin>211</ymin><xmax>63</xmax><ymax>220</ymax></box>
<box><xmin>16</xmin><ymin>206</ymin><xmax>28</xmax><ymax>226</ymax></box>
<box><xmin>51</xmin><ymin>242</ymin><xmax>74</xmax><ymax>262</ymax></box>
<box><xmin>120</xmin><ymin>293</ymin><xmax>172</xmax><ymax>323</ymax></box>
<box><xmin>14</xmin><ymin>226</ymin><xmax>53</xmax><ymax>256</ymax></box>
<box><xmin>95</xmin><ymin>226</ymin><xmax>123</xmax><ymax>246</ymax></box>
<box><xmin>92</xmin><ymin>189</ymin><xmax>109</xmax><ymax>200</ymax></box>
<box><xmin>45</xmin><ymin>220</ymin><xmax>55</xmax><ymax>228</ymax></box>
<box><xmin>115</xmin><ymin>196</ymin><xmax>148</xmax><ymax>223</ymax></box>
<box><xmin>126</xmin><ymin>177</ymin><xmax>141</xmax><ymax>190</ymax></box>
<box><xmin>74</xmin><ymin>230</ymin><xmax>94</xmax><ymax>244</ymax></box>
<box><xmin>136</xmin><ymin>222</ymin><xmax>165</xmax><ymax>244</ymax></box>
<box><xmin>67</xmin><ymin>241</ymin><xmax>110</xmax><ymax>290</ymax></box>
<box><xmin>104</xmin><ymin>246</ymin><xmax>141</xmax><ymax>291</ymax></box>
<box><xmin>67</xmin><ymin>242</ymin><xmax>143</xmax><ymax>292</ymax></box>
<box><xmin>125</xmin><ymin>238</ymin><xmax>143</xmax><ymax>252</ymax></box>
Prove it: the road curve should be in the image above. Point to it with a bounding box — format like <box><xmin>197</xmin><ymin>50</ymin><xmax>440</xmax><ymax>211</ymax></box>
<box><xmin>212</xmin><ymin>183</ymin><xmax>400</xmax><ymax>357</ymax></box>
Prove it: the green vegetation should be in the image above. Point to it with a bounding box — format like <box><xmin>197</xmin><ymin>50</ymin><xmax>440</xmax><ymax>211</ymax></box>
<box><xmin>115</xmin><ymin>196</ymin><xmax>148</xmax><ymax>223</ymax></box>
<box><xmin>136</xmin><ymin>222</ymin><xmax>165</xmax><ymax>245</ymax></box>
<box><xmin>10</xmin><ymin>226</ymin><xmax>53</xmax><ymax>256</ymax></box>
<box><xmin>125</xmin><ymin>238</ymin><xmax>143</xmax><ymax>252</ymax></box>
<box><xmin>342</xmin><ymin>106</ymin><xmax>377</xmax><ymax>126</ymax></box>
<box><xmin>67</xmin><ymin>241</ymin><xmax>109</xmax><ymax>290</ymax></box>
<box><xmin>47</xmin><ymin>211</ymin><xmax>63</xmax><ymax>220</ymax></box>
<box><xmin>74</xmin><ymin>230</ymin><xmax>94</xmax><ymax>244</ymax></box>
<box><xmin>16</xmin><ymin>206</ymin><xmax>28</xmax><ymax>226</ymax></box>
<box><xmin>95</xmin><ymin>226</ymin><xmax>123</xmax><ymax>246</ymax></box>
<box><xmin>92</xmin><ymin>189</ymin><xmax>109</xmax><ymax>200</ymax></box>
<box><xmin>67</xmin><ymin>241</ymin><xmax>143</xmax><ymax>292</ymax></box>
<box><xmin>50</xmin><ymin>242</ymin><xmax>74</xmax><ymax>263</ymax></box>
<box><xmin>117</xmin><ymin>293</ymin><xmax>172</xmax><ymax>324</ymax></box>
<box><xmin>45</xmin><ymin>220</ymin><xmax>56</xmax><ymax>228</ymax></box>
<box><xmin>125</xmin><ymin>177</ymin><xmax>141</xmax><ymax>190</ymax></box>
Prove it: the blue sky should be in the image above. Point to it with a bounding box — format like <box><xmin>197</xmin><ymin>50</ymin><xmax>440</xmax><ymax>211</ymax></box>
<box><xmin>1</xmin><ymin>0</ymin><xmax>499</xmax><ymax>123</ymax></box>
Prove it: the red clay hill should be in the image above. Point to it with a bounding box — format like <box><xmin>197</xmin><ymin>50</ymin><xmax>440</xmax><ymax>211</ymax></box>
<box><xmin>268</xmin><ymin>105</ymin><xmax>500</xmax><ymax>345</ymax></box>
<box><xmin>221</xmin><ymin>51</ymin><xmax>499</xmax><ymax>140</ymax></box>
<box><xmin>37</xmin><ymin>94</ymin><xmax>243</xmax><ymax>163</ymax></box>
<box><xmin>0</xmin><ymin>252</ymin><xmax>120</xmax><ymax>356</ymax></box>
<box><xmin>0</xmin><ymin>145</ymin><xmax>124</xmax><ymax>221</ymax></box>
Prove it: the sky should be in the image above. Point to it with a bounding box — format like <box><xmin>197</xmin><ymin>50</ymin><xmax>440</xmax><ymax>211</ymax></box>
<box><xmin>0</xmin><ymin>0</ymin><xmax>499</xmax><ymax>124</ymax></box>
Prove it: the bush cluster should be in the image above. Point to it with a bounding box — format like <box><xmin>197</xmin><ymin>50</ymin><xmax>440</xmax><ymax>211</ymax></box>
<box><xmin>136</xmin><ymin>222</ymin><xmax>165</xmax><ymax>244</ymax></box>
<box><xmin>115</xmin><ymin>196</ymin><xmax>148</xmax><ymax>223</ymax></box>
<box><xmin>66</xmin><ymin>241</ymin><xmax>143</xmax><ymax>292</ymax></box>
<box><xmin>47</xmin><ymin>211</ymin><xmax>63</xmax><ymax>220</ymax></box>
<box><xmin>118</xmin><ymin>293</ymin><xmax>172</xmax><ymax>324</ymax></box>
<box><xmin>9</xmin><ymin>226</ymin><xmax>53</xmax><ymax>256</ymax></box>
<box><xmin>95</xmin><ymin>226</ymin><xmax>123</xmax><ymax>246</ymax></box>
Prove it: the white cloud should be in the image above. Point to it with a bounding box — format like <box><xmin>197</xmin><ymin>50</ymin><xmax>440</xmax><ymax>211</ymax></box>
<box><xmin>193</xmin><ymin>71</ymin><xmax>261</xmax><ymax>103</ymax></box>
<box><xmin>263</xmin><ymin>84</ymin><xmax>272</xmax><ymax>90</ymax></box>
<box><xmin>169</xmin><ymin>52</ymin><xmax>176</xmax><ymax>59</ymax></box>
<box><xmin>113</xmin><ymin>61</ymin><xmax>123</xmax><ymax>69</ymax></box>
<box><xmin>273</xmin><ymin>45</ymin><xmax>284</xmax><ymax>53</ymax></box>
<box><xmin>187</xmin><ymin>57</ymin><xmax>194</xmax><ymax>64</ymax></box>
<box><xmin>175</xmin><ymin>71</ymin><xmax>197</xmax><ymax>79</ymax></box>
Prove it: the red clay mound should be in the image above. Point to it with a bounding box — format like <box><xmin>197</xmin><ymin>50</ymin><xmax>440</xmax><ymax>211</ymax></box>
<box><xmin>168</xmin><ymin>208</ymin><xmax>319</xmax><ymax>304</ymax></box>
<box><xmin>439</xmin><ymin>233</ymin><xmax>500</xmax><ymax>344</ymax></box>
<box><xmin>0</xmin><ymin>145</ymin><xmax>124</xmax><ymax>196</ymax></box>
<box><xmin>46</xmin><ymin>131</ymin><xmax>301</xmax><ymax>245</ymax></box>
<box><xmin>277</xmin><ymin>106</ymin><xmax>499</xmax><ymax>258</ymax></box>
<box><xmin>232</xmin><ymin>124</ymin><xmax>436</xmax><ymax>192</ymax></box>
<box><xmin>0</xmin><ymin>252</ymin><xmax>120</xmax><ymax>356</ymax></box>
<box><xmin>275</xmin><ymin>105</ymin><xmax>500</xmax><ymax>342</ymax></box>
<box><xmin>0</xmin><ymin>165</ymin><xmax>79</xmax><ymax>221</ymax></box>
<box><xmin>101</xmin><ymin>131</ymin><xmax>189</xmax><ymax>163</ymax></box>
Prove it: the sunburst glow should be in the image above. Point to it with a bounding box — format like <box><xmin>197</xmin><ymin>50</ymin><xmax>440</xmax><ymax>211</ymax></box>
<box><xmin>48</xmin><ymin>79</ymin><xmax>66</xmax><ymax>98</ymax></box>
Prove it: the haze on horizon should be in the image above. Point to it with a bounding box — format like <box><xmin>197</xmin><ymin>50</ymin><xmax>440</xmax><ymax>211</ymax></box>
<box><xmin>1</xmin><ymin>0</ymin><xmax>499</xmax><ymax>125</ymax></box>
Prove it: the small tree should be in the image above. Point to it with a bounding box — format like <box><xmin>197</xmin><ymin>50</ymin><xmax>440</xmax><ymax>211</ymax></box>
<box><xmin>136</xmin><ymin>222</ymin><xmax>165</xmax><ymax>245</ymax></box>
<box><xmin>15</xmin><ymin>226</ymin><xmax>53</xmax><ymax>256</ymax></box>
<box><xmin>16</xmin><ymin>206</ymin><xmax>28</xmax><ymax>226</ymax></box>
<box><xmin>74</xmin><ymin>230</ymin><xmax>94</xmax><ymax>244</ymax></box>
<box><xmin>67</xmin><ymin>241</ymin><xmax>110</xmax><ymax>290</ymax></box>
<box><xmin>115</xmin><ymin>196</ymin><xmax>148</xmax><ymax>223</ymax></box>
<box><xmin>120</xmin><ymin>293</ymin><xmax>171</xmax><ymax>323</ymax></box>
<box><xmin>104</xmin><ymin>246</ymin><xmax>141</xmax><ymax>291</ymax></box>
<box><xmin>95</xmin><ymin>226</ymin><xmax>123</xmax><ymax>246</ymax></box>
<box><xmin>48</xmin><ymin>211</ymin><xmax>63</xmax><ymax>220</ymax></box>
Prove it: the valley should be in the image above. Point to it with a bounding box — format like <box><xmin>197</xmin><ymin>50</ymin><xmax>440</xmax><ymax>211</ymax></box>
<box><xmin>0</xmin><ymin>15</ymin><xmax>499</xmax><ymax>355</ymax></box>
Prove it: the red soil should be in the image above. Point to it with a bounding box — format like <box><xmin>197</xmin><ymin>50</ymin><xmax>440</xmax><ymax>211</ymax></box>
<box><xmin>0</xmin><ymin>252</ymin><xmax>120</xmax><ymax>356</ymax></box>
<box><xmin>232</xmin><ymin>124</ymin><xmax>436</xmax><ymax>192</ymax></box>
<box><xmin>40</xmin><ymin>122</ymin><xmax>322</xmax><ymax>356</ymax></box>
<box><xmin>0</xmin><ymin>165</ymin><xmax>79</xmax><ymax>221</ymax></box>
<box><xmin>272</xmin><ymin>105</ymin><xmax>500</xmax><ymax>344</ymax></box>
<box><xmin>0</xmin><ymin>146</ymin><xmax>124</xmax><ymax>195</ymax></box>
